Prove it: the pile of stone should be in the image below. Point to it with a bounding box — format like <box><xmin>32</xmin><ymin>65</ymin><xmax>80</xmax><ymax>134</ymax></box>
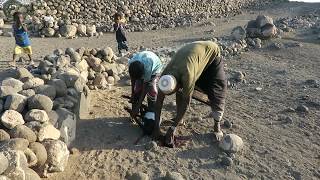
<box><xmin>0</xmin><ymin>67</ymin><xmax>80</xmax><ymax>178</ymax></box>
<box><xmin>34</xmin><ymin>46</ymin><xmax>128</xmax><ymax>90</ymax></box>
<box><xmin>230</xmin><ymin>15</ymin><xmax>278</xmax><ymax>49</ymax></box>
<box><xmin>2</xmin><ymin>0</ymin><xmax>272</xmax><ymax>37</ymax></box>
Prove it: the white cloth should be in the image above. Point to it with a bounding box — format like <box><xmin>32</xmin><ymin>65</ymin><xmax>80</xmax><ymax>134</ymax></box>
<box><xmin>158</xmin><ymin>75</ymin><xmax>177</xmax><ymax>94</ymax></box>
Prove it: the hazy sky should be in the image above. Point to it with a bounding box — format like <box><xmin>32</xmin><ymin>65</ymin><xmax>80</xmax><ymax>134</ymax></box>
<box><xmin>290</xmin><ymin>0</ymin><xmax>320</xmax><ymax>2</ymax></box>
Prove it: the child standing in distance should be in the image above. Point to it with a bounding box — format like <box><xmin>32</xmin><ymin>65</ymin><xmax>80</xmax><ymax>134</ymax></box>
<box><xmin>11</xmin><ymin>11</ymin><xmax>33</xmax><ymax>66</ymax></box>
<box><xmin>113</xmin><ymin>12</ymin><xmax>128</xmax><ymax>56</ymax></box>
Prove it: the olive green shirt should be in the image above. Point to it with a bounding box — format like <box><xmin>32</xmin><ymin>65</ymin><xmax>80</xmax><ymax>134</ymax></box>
<box><xmin>162</xmin><ymin>41</ymin><xmax>220</xmax><ymax>97</ymax></box>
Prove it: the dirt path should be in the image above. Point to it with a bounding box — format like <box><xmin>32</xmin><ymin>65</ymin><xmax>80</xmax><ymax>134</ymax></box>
<box><xmin>1</xmin><ymin>1</ymin><xmax>319</xmax><ymax>180</ymax></box>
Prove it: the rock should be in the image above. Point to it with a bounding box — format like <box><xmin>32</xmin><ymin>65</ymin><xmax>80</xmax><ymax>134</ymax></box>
<box><xmin>87</xmin><ymin>56</ymin><xmax>102</xmax><ymax>69</ymax></box>
<box><xmin>56</xmin><ymin>55</ymin><xmax>70</xmax><ymax>68</ymax></box>
<box><xmin>256</xmin><ymin>15</ymin><xmax>274</xmax><ymax>28</ymax></box>
<box><xmin>19</xmin><ymin>89</ymin><xmax>36</xmax><ymax>97</ymax></box>
<box><xmin>47</xmin><ymin>110</ymin><xmax>58</xmax><ymax>127</ymax></box>
<box><xmin>77</xmin><ymin>24</ymin><xmax>87</xmax><ymax>36</ymax></box>
<box><xmin>28</xmin><ymin>94</ymin><xmax>53</xmax><ymax>111</ymax></box>
<box><xmin>24</xmin><ymin>167</ymin><xmax>41</xmax><ymax>180</ymax></box>
<box><xmin>221</xmin><ymin>156</ymin><xmax>233</xmax><ymax>166</ymax></box>
<box><xmin>24</xmin><ymin>148</ymin><xmax>37</xmax><ymax>167</ymax></box>
<box><xmin>29</xmin><ymin>142</ymin><xmax>47</xmax><ymax>167</ymax></box>
<box><xmin>43</xmin><ymin>140</ymin><xmax>69</xmax><ymax>172</ymax></box>
<box><xmin>233</xmin><ymin>71</ymin><xmax>245</xmax><ymax>82</ymax></box>
<box><xmin>4</xmin><ymin>94</ymin><xmax>27</xmax><ymax>113</ymax></box>
<box><xmin>164</xmin><ymin>172</ymin><xmax>185</xmax><ymax>180</ymax></box>
<box><xmin>66</xmin><ymin>48</ymin><xmax>81</xmax><ymax>62</ymax></box>
<box><xmin>73</xmin><ymin>76</ymin><xmax>86</xmax><ymax>92</ymax></box>
<box><xmin>23</xmin><ymin>78</ymin><xmax>45</xmax><ymax>90</ymax></box>
<box><xmin>0</xmin><ymin>153</ymin><xmax>9</xmax><ymax>174</ymax></box>
<box><xmin>43</xmin><ymin>28</ymin><xmax>55</xmax><ymax>37</ymax></box>
<box><xmin>2</xmin><ymin>150</ymin><xmax>28</xmax><ymax>172</ymax></box>
<box><xmin>113</xmin><ymin>75</ymin><xmax>121</xmax><ymax>83</ymax></box>
<box><xmin>56</xmin><ymin>108</ymin><xmax>76</xmax><ymax>146</ymax></box>
<box><xmin>34</xmin><ymin>85</ymin><xmax>56</xmax><ymax>99</ymax></box>
<box><xmin>296</xmin><ymin>105</ymin><xmax>309</xmax><ymax>113</ymax></box>
<box><xmin>60</xmin><ymin>25</ymin><xmax>77</xmax><ymax>38</ymax></box>
<box><xmin>0</xmin><ymin>130</ymin><xmax>10</xmax><ymax>141</ymax></box>
<box><xmin>56</xmin><ymin>68</ymin><xmax>81</xmax><ymax>88</ymax></box>
<box><xmin>0</xmin><ymin>138</ymin><xmax>29</xmax><ymax>151</ymax></box>
<box><xmin>253</xmin><ymin>38</ymin><xmax>262</xmax><ymax>48</ymax></box>
<box><xmin>231</xmin><ymin>26</ymin><xmax>246</xmax><ymax>40</ymax></box>
<box><xmin>48</xmin><ymin>79</ymin><xmax>67</xmax><ymax>97</ymax></box>
<box><xmin>70</xmin><ymin>147</ymin><xmax>80</xmax><ymax>155</ymax></box>
<box><xmin>126</xmin><ymin>172</ymin><xmax>149</xmax><ymax>180</ymax></box>
<box><xmin>86</xmin><ymin>25</ymin><xmax>96</xmax><ymax>37</ymax></box>
<box><xmin>93</xmin><ymin>74</ymin><xmax>107</xmax><ymax>89</ymax></box>
<box><xmin>219</xmin><ymin>134</ymin><xmax>244</xmax><ymax>153</ymax></box>
<box><xmin>16</xmin><ymin>68</ymin><xmax>34</xmax><ymax>80</ymax></box>
<box><xmin>24</xmin><ymin>121</ymin><xmax>42</xmax><ymax>135</ymax></box>
<box><xmin>9</xmin><ymin>125</ymin><xmax>37</xmax><ymax>143</ymax></box>
<box><xmin>0</xmin><ymin>78</ymin><xmax>24</xmax><ymax>97</ymax></box>
<box><xmin>261</xmin><ymin>24</ymin><xmax>277</xmax><ymax>39</ymax></box>
<box><xmin>75</xmin><ymin>60</ymin><xmax>89</xmax><ymax>72</ymax></box>
<box><xmin>0</xmin><ymin>175</ymin><xmax>9</xmax><ymax>180</ymax></box>
<box><xmin>1</xmin><ymin>110</ymin><xmax>25</xmax><ymax>129</ymax></box>
<box><xmin>101</xmin><ymin>47</ymin><xmax>114</xmax><ymax>62</ymax></box>
<box><xmin>38</xmin><ymin>123</ymin><xmax>61</xmax><ymax>142</ymax></box>
<box><xmin>107</xmin><ymin>76</ymin><xmax>115</xmax><ymax>85</ymax></box>
<box><xmin>25</xmin><ymin>109</ymin><xmax>49</xmax><ymax>123</ymax></box>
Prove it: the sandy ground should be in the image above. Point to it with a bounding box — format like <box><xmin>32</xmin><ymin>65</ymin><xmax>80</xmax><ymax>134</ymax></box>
<box><xmin>0</xmin><ymin>1</ymin><xmax>320</xmax><ymax>180</ymax></box>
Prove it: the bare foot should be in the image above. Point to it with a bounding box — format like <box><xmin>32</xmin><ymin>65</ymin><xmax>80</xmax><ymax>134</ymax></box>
<box><xmin>213</xmin><ymin>130</ymin><xmax>224</xmax><ymax>142</ymax></box>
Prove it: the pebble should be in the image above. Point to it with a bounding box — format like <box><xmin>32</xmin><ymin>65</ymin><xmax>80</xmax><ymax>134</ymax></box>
<box><xmin>126</xmin><ymin>172</ymin><xmax>149</xmax><ymax>180</ymax></box>
<box><xmin>223</xmin><ymin>120</ymin><xmax>233</xmax><ymax>128</ymax></box>
<box><xmin>164</xmin><ymin>171</ymin><xmax>185</xmax><ymax>180</ymax></box>
<box><xmin>219</xmin><ymin>134</ymin><xmax>244</xmax><ymax>153</ymax></box>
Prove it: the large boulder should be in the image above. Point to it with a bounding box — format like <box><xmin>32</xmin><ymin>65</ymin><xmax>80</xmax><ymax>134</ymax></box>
<box><xmin>29</xmin><ymin>142</ymin><xmax>47</xmax><ymax>167</ymax></box>
<box><xmin>0</xmin><ymin>110</ymin><xmax>25</xmax><ymax>129</ymax></box>
<box><xmin>23</xmin><ymin>78</ymin><xmax>44</xmax><ymax>90</ymax></box>
<box><xmin>24</xmin><ymin>109</ymin><xmax>49</xmax><ymax>123</ymax></box>
<box><xmin>219</xmin><ymin>134</ymin><xmax>244</xmax><ymax>153</ymax></box>
<box><xmin>256</xmin><ymin>15</ymin><xmax>274</xmax><ymax>28</ymax></box>
<box><xmin>9</xmin><ymin>125</ymin><xmax>37</xmax><ymax>143</ymax></box>
<box><xmin>43</xmin><ymin>140</ymin><xmax>69</xmax><ymax>172</ymax></box>
<box><xmin>60</xmin><ymin>25</ymin><xmax>77</xmax><ymax>38</ymax></box>
<box><xmin>56</xmin><ymin>108</ymin><xmax>76</xmax><ymax>146</ymax></box>
<box><xmin>38</xmin><ymin>123</ymin><xmax>61</xmax><ymax>142</ymax></box>
<box><xmin>56</xmin><ymin>68</ymin><xmax>81</xmax><ymax>88</ymax></box>
<box><xmin>34</xmin><ymin>85</ymin><xmax>57</xmax><ymax>99</ymax></box>
<box><xmin>48</xmin><ymin>79</ymin><xmax>68</xmax><ymax>97</ymax></box>
<box><xmin>260</xmin><ymin>23</ymin><xmax>277</xmax><ymax>39</ymax></box>
<box><xmin>28</xmin><ymin>94</ymin><xmax>53</xmax><ymax>111</ymax></box>
<box><xmin>4</xmin><ymin>94</ymin><xmax>27</xmax><ymax>113</ymax></box>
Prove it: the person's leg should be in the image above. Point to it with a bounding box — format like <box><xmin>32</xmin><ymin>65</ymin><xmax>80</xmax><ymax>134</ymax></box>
<box><xmin>196</xmin><ymin>57</ymin><xmax>227</xmax><ymax>141</ymax></box>
<box><xmin>146</xmin><ymin>76</ymin><xmax>159</xmax><ymax>112</ymax></box>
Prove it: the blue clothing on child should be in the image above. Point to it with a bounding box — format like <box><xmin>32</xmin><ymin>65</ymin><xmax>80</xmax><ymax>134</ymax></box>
<box><xmin>129</xmin><ymin>51</ymin><xmax>162</xmax><ymax>82</ymax></box>
<box><xmin>13</xmin><ymin>24</ymin><xmax>30</xmax><ymax>47</ymax></box>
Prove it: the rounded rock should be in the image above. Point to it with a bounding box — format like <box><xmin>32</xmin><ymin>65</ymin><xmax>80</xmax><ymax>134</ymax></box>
<box><xmin>25</xmin><ymin>109</ymin><xmax>49</xmax><ymax>123</ymax></box>
<box><xmin>219</xmin><ymin>134</ymin><xmax>244</xmax><ymax>153</ymax></box>
<box><xmin>0</xmin><ymin>152</ymin><xmax>9</xmax><ymax>174</ymax></box>
<box><xmin>29</xmin><ymin>142</ymin><xmax>47</xmax><ymax>167</ymax></box>
<box><xmin>34</xmin><ymin>85</ymin><xmax>57</xmax><ymax>99</ymax></box>
<box><xmin>9</xmin><ymin>125</ymin><xmax>37</xmax><ymax>143</ymax></box>
<box><xmin>28</xmin><ymin>94</ymin><xmax>53</xmax><ymax>111</ymax></box>
<box><xmin>164</xmin><ymin>172</ymin><xmax>185</xmax><ymax>180</ymax></box>
<box><xmin>0</xmin><ymin>130</ymin><xmax>10</xmax><ymax>141</ymax></box>
<box><xmin>0</xmin><ymin>110</ymin><xmax>25</xmax><ymax>129</ymax></box>
<box><xmin>4</xmin><ymin>94</ymin><xmax>27</xmax><ymax>113</ymax></box>
<box><xmin>24</xmin><ymin>148</ymin><xmax>38</xmax><ymax>167</ymax></box>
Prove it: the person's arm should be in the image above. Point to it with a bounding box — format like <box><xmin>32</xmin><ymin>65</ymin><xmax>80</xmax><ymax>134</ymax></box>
<box><xmin>173</xmin><ymin>92</ymin><xmax>191</xmax><ymax>127</ymax></box>
<box><xmin>153</xmin><ymin>91</ymin><xmax>165</xmax><ymax>138</ymax></box>
<box><xmin>132</xmin><ymin>82</ymin><xmax>147</xmax><ymax>116</ymax></box>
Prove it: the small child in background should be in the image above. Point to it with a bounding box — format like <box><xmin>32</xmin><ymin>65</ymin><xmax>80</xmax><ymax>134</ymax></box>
<box><xmin>11</xmin><ymin>11</ymin><xmax>33</xmax><ymax>66</ymax></box>
<box><xmin>113</xmin><ymin>12</ymin><xmax>128</xmax><ymax>56</ymax></box>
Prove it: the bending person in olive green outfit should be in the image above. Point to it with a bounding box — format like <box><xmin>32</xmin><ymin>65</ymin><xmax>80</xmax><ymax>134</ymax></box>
<box><xmin>153</xmin><ymin>41</ymin><xmax>227</xmax><ymax>147</ymax></box>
